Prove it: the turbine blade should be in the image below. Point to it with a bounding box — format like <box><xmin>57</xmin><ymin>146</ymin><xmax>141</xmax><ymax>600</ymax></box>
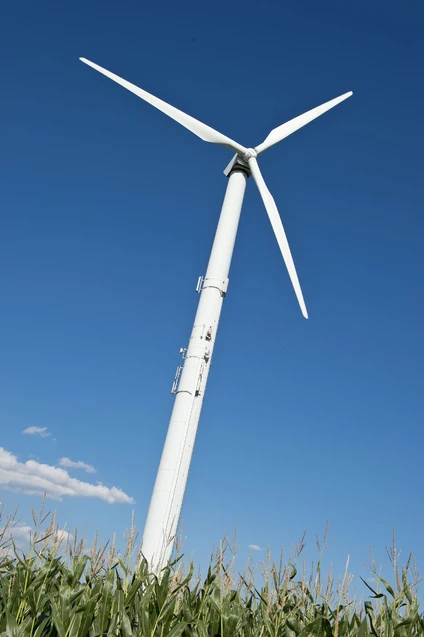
<box><xmin>255</xmin><ymin>91</ymin><xmax>353</xmax><ymax>154</ymax></box>
<box><xmin>248</xmin><ymin>157</ymin><xmax>308</xmax><ymax>318</ymax></box>
<box><xmin>79</xmin><ymin>58</ymin><xmax>247</xmax><ymax>155</ymax></box>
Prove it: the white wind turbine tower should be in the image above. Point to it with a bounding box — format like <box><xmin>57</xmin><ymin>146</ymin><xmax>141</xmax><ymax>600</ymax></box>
<box><xmin>80</xmin><ymin>57</ymin><xmax>352</xmax><ymax>575</ymax></box>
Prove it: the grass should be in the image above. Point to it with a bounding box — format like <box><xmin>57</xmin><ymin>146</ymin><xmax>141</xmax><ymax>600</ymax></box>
<box><xmin>0</xmin><ymin>499</ymin><xmax>422</xmax><ymax>636</ymax></box>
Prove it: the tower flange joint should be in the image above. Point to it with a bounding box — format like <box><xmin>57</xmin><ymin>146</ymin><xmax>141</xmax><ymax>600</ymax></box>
<box><xmin>226</xmin><ymin>155</ymin><xmax>251</xmax><ymax>178</ymax></box>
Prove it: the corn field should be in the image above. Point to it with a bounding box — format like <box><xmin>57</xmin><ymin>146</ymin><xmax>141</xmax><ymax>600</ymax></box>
<box><xmin>0</xmin><ymin>502</ymin><xmax>422</xmax><ymax>637</ymax></box>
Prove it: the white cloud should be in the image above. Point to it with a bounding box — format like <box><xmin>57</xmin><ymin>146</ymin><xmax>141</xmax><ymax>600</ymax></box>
<box><xmin>0</xmin><ymin>523</ymin><xmax>74</xmax><ymax>555</ymax></box>
<box><xmin>58</xmin><ymin>458</ymin><xmax>96</xmax><ymax>474</ymax></box>
<box><xmin>22</xmin><ymin>427</ymin><xmax>51</xmax><ymax>438</ymax></box>
<box><xmin>52</xmin><ymin>528</ymin><xmax>73</xmax><ymax>543</ymax></box>
<box><xmin>2</xmin><ymin>524</ymin><xmax>33</xmax><ymax>543</ymax></box>
<box><xmin>248</xmin><ymin>544</ymin><xmax>263</xmax><ymax>552</ymax></box>
<box><xmin>0</xmin><ymin>525</ymin><xmax>31</xmax><ymax>558</ymax></box>
<box><xmin>0</xmin><ymin>524</ymin><xmax>72</xmax><ymax>544</ymax></box>
<box><xmin>0</xmin><ymin>447</ymin><xmax>134</xmax><ymax>504</ymax></box>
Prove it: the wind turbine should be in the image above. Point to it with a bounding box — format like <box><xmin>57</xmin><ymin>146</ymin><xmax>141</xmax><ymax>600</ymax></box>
<box><xmin>79</xmin><ymin>57</ymin><xmax>352</xmax><ymax>574</ymax></box>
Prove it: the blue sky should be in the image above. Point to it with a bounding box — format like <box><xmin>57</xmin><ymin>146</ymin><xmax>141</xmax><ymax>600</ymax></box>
<box><xmin>1</xmin><ymin>0</ymin><xmax>423</xmax><ymax>595</ymax></box>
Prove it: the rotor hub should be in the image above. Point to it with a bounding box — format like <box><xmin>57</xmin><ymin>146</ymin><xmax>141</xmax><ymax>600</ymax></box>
<box><xmin>243</xmin><ymin>148</ymin><xmax>258</xmax><ymax>161</ymax></box>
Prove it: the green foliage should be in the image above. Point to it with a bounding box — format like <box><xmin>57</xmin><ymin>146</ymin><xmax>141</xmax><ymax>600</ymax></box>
<box><xmin>0</xmin><ymin>505</ymin><xmax>422</xmax><ymax>637</ymax></box>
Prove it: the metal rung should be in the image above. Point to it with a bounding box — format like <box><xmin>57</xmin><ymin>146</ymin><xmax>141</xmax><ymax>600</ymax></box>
<box><xmin>196</xmin><ymin>276</ymin><xmax>204</xmax><ymax>293</ymax></box>
<box><xmin>171</xmin><ymin>365</ymin><xmax>183</xmax><ymax>394</ymax></box>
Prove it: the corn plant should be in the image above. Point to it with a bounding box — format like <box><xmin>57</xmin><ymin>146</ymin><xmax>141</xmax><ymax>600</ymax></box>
<box><xmin>0</xmin><ymin>503</ymin><xmax>422</xmax><ymax>637</ymax></box>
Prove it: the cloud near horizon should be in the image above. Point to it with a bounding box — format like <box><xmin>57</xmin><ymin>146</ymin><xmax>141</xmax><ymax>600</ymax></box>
<box><xmin>0</xmin><ymin>523</ymin><xmax>74</xmax><ymax>556</ymax></box>
<box><xmin>0</xmin><ymin>447</ymin><xmax>134</xmax><ymax>504</ymax></box>
<box><xmin>22</xmin><ymin>426</ymin><xmax>51</xmax><ymax>437</ymax></box>
<box><xmin>0</xmin><ymin>523</ymin><xmax>73</xmax><ymax>544</ymax></box>
<box><xmin>58</xmin><ymin>457</ymin><xmax>96</xmax><ymax>473</ymax></box>
<box><xmin>248</xmin><ymin>544</ymin><xmax>263</xmax><ymax>552</ymax></box>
